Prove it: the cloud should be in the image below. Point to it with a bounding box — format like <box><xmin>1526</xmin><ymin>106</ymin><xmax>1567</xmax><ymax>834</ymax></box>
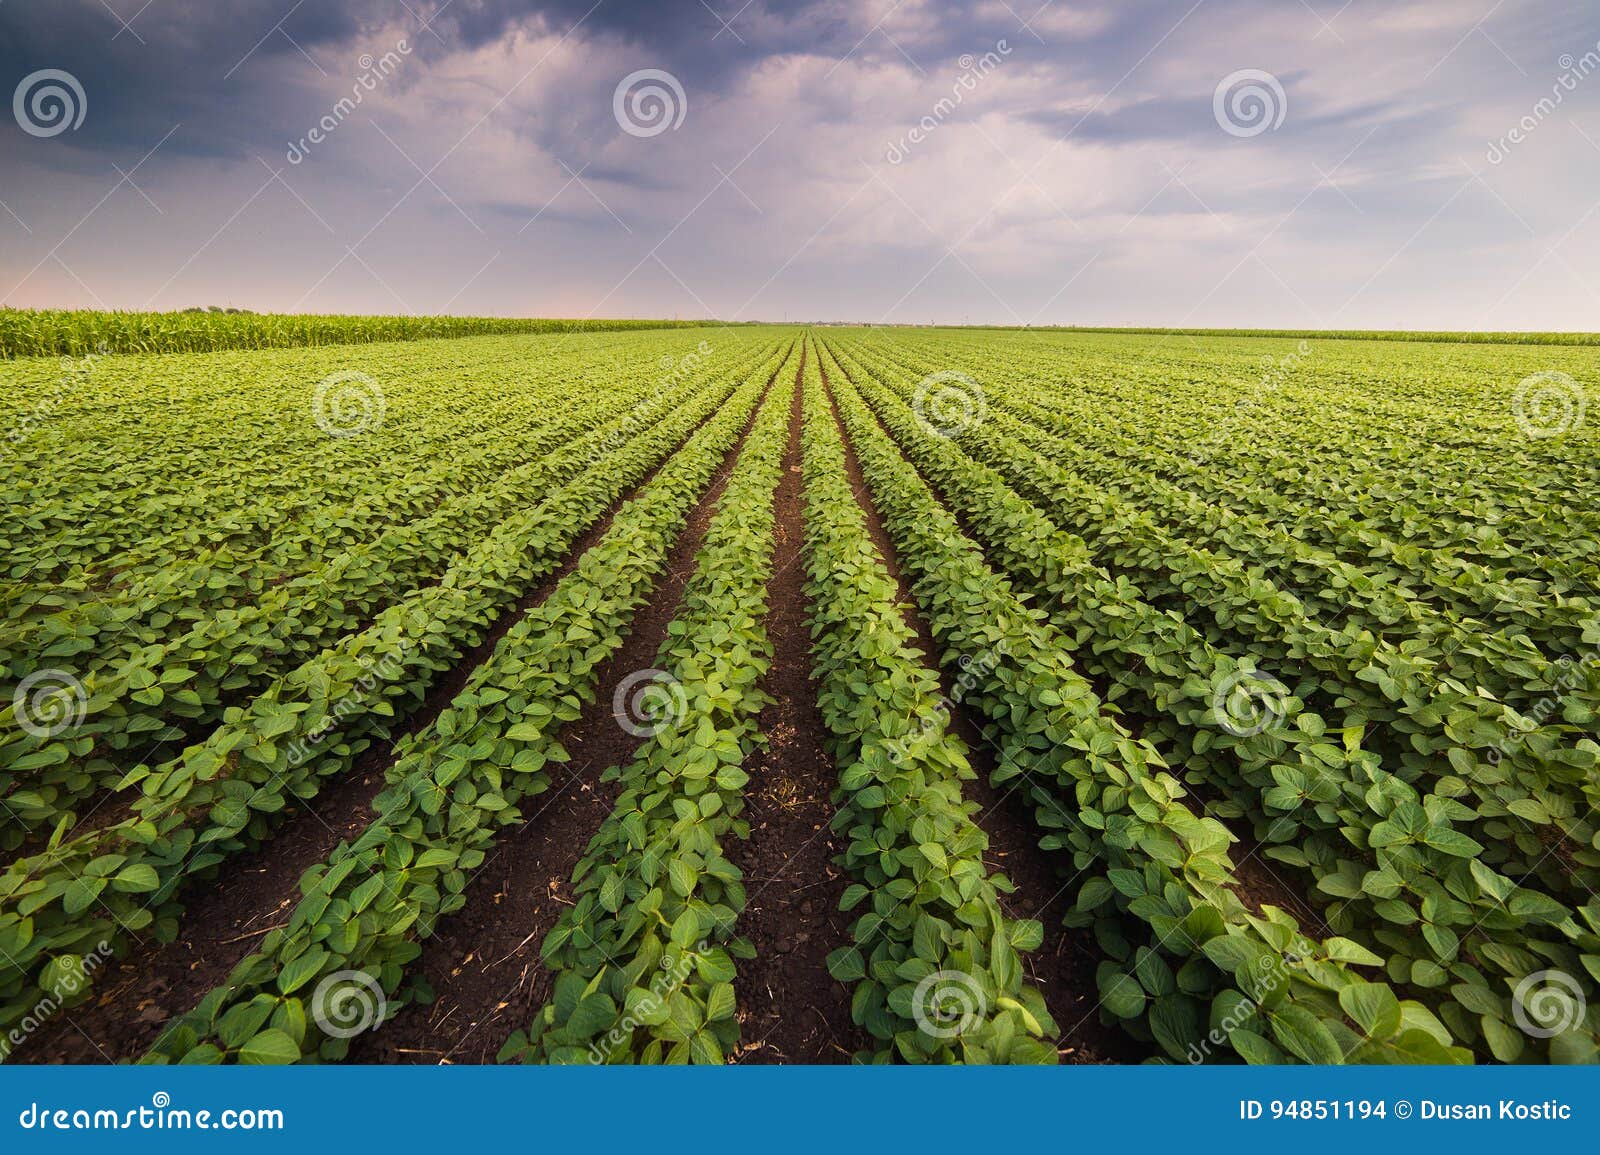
<box><xmin>2</xmin><ymin>0</ymin><xmax>1599</xmax><ymax>328</ymax></box>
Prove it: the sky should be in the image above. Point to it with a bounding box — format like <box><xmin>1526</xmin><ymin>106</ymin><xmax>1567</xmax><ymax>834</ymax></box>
<box><xmin>1</xmin><ymin>0</ymin><xmax>1598</xmax><ymax>329</ymax></box>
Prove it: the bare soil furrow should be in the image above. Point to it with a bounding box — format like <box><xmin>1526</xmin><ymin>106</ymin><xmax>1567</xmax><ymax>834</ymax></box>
<box><xmin>728</xmin><ymin>344</ymin><xmax>861</xmax><ymax>1065</ymax></box>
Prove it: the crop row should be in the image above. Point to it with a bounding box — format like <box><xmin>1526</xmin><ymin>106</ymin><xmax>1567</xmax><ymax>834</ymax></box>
<box><xmin>1006</xmin><ymin>327</ymin><xmax>1600</xmax><ymax>346</ymax></box>
<box><xmin>797</xmin><ymin>339</ymin><xmax>1059</xmax><ymax>1063</ymax></box>
<box><xmin>845</xmin><ymin>340</ymin><xmax>1600</xmax><ymax>903</ymax></box>
<box><xmin>986</xmin><ymin>377</ymin><xmax>1593</xmax><ymax>660</ymax></box>
<box><xmin>814</xmin><ymin>337</ymin><xmax>1472</xmax><ymax>1065</ymax></box>
<box><xmin>870</xmin><ymin>329</ymin><xmax>1597</xmax><ymax>577</ymax></box>
<box><xmin>0</xmin><ymin>343</ymin><xmax>775</xmax><ymax>848</ymax></box>
<box><xmin>503</xmin><ymin>343</ymin><xmax>799</xmax><ymax>1064</ymax></box>
<box><xmin>824</xmin><ymin>337</ymin><xmax>1600</xmax><ymax>1063</ymax></box>
<box><xmin>138</xmin><ymin>347</ymin><xmax>786</xmax><ymax>1063</ymax></box>
<box><xmin>0</xmin><ymin>331</ymin><xmax>713</xmax><ymax>589</ymax></box>
<box><xmin>0</xmin><ymin>343</ymin><xmax>792</xmax><ymax>1037</ymax></box>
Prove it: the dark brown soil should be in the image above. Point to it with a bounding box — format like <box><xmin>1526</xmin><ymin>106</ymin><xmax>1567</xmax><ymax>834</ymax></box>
<box><xmin>727</xmin><ymin>346</ymin><xmax>862</xmax><ymax>1064</ymax></box>
<box><xmin>1200</xmin><ymin>800</ymin><xmax>1333</xmax><ymax>934</ymax></box>
<box><xmin>12</xmin><ymin>379</ymin><xmax>749</xmax><ymax>1065</ymax></box>
<box><xmin>817</xmin><ymin>342</ymin><xmax>1142</xmax><ymax>1064</ymax></box>
<box><xmin>350</xmin><ymin>346</ymin><xmax>792</xmax><ymax>1065</ymax></box>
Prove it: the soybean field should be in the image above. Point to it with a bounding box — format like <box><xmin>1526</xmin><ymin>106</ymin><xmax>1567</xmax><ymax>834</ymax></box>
<box><xmin>1</xmin><ymin>323</ymin><xmax>1597</xmax><ymax>1067</ymax></box>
